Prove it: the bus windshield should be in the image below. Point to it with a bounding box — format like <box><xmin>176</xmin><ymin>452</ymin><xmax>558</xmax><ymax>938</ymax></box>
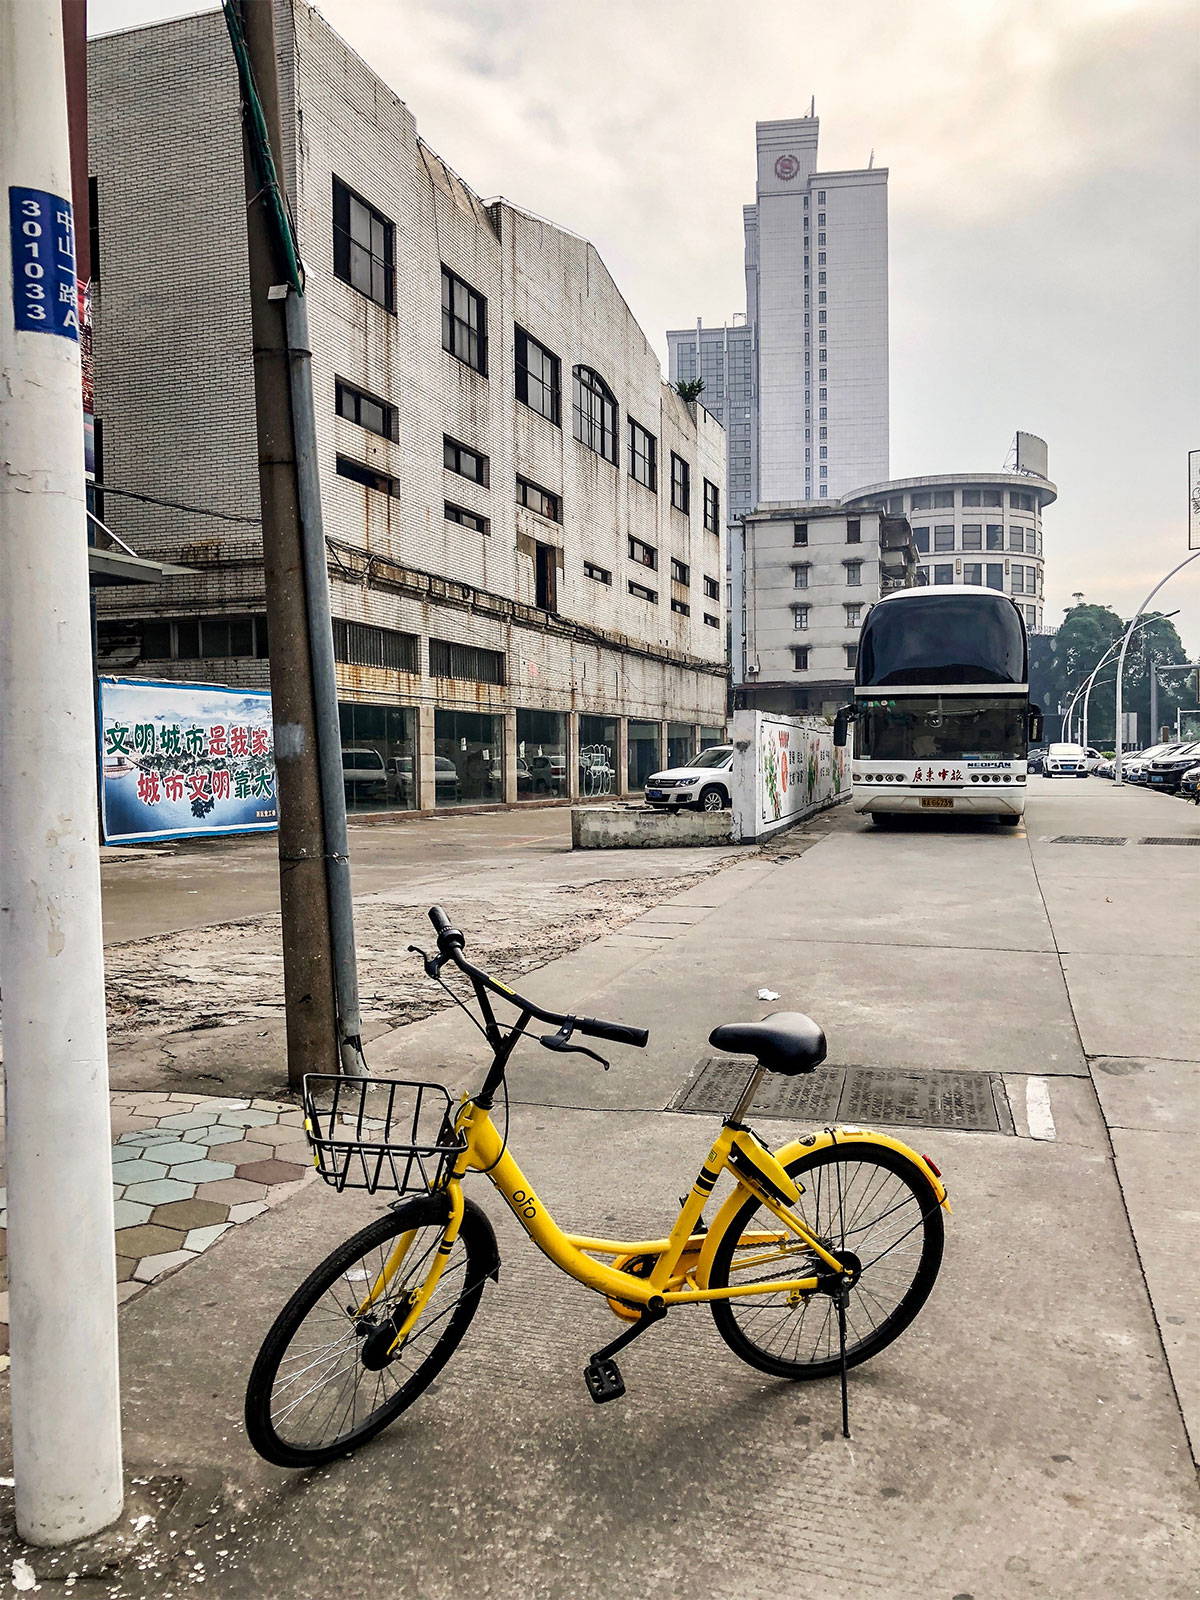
<box><xmin>856</xmin><ymin>696</ymin><xmax>1028</xmax><ymax>761</ymax></box>
<box><xmin>858</xmin><ymin>594</ymin><xmax>1026</xmax><ymax>686</ymax></box>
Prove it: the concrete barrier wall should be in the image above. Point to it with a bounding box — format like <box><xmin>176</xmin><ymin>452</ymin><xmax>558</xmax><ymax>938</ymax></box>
<box><xmin>730</xmin><ymin>710</ymin><xmax>850</xmax><ymax>842</ymax></box>
<box><xmin>571</xmin><ymin>807</ymin><xmax>732</xmax><ymax>849</ymax></box>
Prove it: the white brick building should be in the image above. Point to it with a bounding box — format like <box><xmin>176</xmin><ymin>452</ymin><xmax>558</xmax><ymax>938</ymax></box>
<box><xmin>88</xmin><ymin>1</ymin><xmax>727</xmax><ymax>811</ymax></box>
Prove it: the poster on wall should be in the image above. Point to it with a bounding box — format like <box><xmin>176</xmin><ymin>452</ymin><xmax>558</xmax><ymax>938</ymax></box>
<box><xmin>99</xmin><ymin>677</ymin><xmax>278</xmax><ymax>844</ymax></box>
<box><xmin>757</xmin><ymin>715</ymin><xmax>849</xmax><ymax>826</ymax></box>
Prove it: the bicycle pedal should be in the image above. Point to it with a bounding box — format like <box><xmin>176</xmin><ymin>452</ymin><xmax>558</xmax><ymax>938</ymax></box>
<box><xmin>583</xmin><ymin>1356</ymin><xmax>625</xmax><ymax>1403</ymax></box>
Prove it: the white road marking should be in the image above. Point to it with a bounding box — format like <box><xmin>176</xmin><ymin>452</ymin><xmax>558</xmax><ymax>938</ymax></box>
<box><xmin>1025</xmin><ymin>1077</ymin><xmax>1056</xmax><ymax>1141</ymax></box>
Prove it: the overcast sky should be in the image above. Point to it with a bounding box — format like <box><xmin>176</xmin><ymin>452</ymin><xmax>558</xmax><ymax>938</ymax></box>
<box><xmin>90</xmin><ymin>0</ymin><xmax>1200</xmax><ymax>653</ymax></box>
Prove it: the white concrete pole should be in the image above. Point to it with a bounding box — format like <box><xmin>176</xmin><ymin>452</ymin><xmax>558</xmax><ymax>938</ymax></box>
<box><xmin>0</xmin><ymin>0</ymin><xmax>124</xmax><ymax>1544</ymax></box>
<box><xmin>1114</xmin><ymin>551</ymin><xmax>1200</xmax><ymax>785</ymax></box>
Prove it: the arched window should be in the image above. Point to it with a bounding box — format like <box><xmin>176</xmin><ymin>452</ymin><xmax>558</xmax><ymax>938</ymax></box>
<box><xmin>572</xmin><ymin>366</ymin><xmax>618</xmax><ymax>465</ymax></box>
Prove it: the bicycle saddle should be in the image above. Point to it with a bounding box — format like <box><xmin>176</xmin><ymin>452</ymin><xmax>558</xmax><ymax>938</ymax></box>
<box><xmin>708</xmin><ymin>1012</ymin><xmax>827</xmax><ymax>1076</ymax></box>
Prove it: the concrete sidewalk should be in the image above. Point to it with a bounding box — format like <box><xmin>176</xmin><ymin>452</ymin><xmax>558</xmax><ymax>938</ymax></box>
<box><xmin>4</xmin><ymin>780</ymin><xmax>1198</xmax><ymax>1597</ymax></box>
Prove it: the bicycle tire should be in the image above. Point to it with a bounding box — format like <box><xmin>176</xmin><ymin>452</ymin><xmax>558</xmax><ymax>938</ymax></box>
<box><xmin>709</xmin><ymin>1143</ymin><xmax>943</xmax><ymax>1381</ymax></box>
<box><xmin>245</xmin><ymin>1193</ymin><xmax>494</xmax><ymax>1469</ymax></box>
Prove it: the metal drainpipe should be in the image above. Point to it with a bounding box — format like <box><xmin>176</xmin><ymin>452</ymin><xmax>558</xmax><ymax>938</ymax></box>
<box><xmin>284</xmin><ymin>288</ymin><xmax>366</xmax><ymax>1076</ymax></box>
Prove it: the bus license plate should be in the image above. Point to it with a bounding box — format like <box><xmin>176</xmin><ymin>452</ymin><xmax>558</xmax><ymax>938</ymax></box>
<box><xmin>920</xmin><ymin>797</ymin><xmax>953</xmax><ymax>809</ymax></box>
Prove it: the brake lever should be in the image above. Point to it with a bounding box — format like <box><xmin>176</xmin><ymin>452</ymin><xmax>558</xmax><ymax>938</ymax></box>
<box><xmin>539</xmin><ymin>1022</ymin><xmax>610</xmax><ymax>1070</ymax></box>
<box><xmin>407</xmin><ymin>943</ymin><xmax>447</xmax><ymax>981</ymax></box>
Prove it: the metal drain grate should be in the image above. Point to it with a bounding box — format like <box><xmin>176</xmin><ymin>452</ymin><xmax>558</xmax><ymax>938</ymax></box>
<box><xmin>1050</xmin><ymin>835</ymin><xmax>1128</xmax><ymax>846</ymax></box>
<box><xmin>669</xmin><ymin>1059</ymin><xmax>1010</xmax><ymax>1134</ymax></box>
<box><xmin>1139</xmin><ymin>837</ymin><xmax>1200</xmax><ymax>846</ymax></box>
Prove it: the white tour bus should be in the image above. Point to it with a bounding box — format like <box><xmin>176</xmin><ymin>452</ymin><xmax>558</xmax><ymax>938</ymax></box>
<box><xmin>834</xmin><ymin>586</ymin><xmax>1043</xmax><ymax>826</ymax></box>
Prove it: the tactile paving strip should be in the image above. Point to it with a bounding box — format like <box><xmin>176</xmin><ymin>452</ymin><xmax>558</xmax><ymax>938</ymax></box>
<box><xmin>670</xmin><ymin>1059</ymin><xmax>1009</xmax><ymax>1135</ymax></box>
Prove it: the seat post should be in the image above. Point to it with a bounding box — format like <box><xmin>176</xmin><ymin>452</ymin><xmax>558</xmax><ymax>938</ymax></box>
<box><xmin>726</xmin><ymin>1064</ymin><xmax>766</xmax><ymax>1125</ymax></box>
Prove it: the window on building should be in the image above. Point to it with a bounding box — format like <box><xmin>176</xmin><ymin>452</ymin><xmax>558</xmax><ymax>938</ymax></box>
<box><xmin>844</xmin><ymin>560</ymin><xmax>863</xmax><ymax>586</ymax></box>
<box><xmin>844</xmin><ymin>644</ymin><xmax>858</xmax><ymax>669</ymax></box>
<box><xmin>670</xmin><ymin>597</ymin><xmax>690</xmax><ymax>616</ymax></box>
<box><xmin>441</xmin><ymin>265</ymin><xmax>487</xmax><ymax>373</ymax></box>
<box><xmin>106</xmin><ymin>613</ymin><xmax>270</xmax><ymax>663</ymax></box>
<box><xmin>628</xmin><ymin>579</ymin><xmax>658</xmax><ymax>603</ymax></box>
<box><xmin>333</xmin><ymin>177</ymin><xmax>394</xmax><ymax>311</ymax></box>
<box><xmin>514</xmin><ymin>326</ymin><xmax>560</xmax><ymax>423</ymax></box>
<box><xmin>819</xmin><ymin>446</ymin><xmax>828</xmax><ymax>459</ymax></box>
<box><xmin>1026</xmin><ymin>565</ymin><xmax>1039</xmax><ymax>592</ymax></box>
<box><xmin>670</xmin><ymin>452</ymin><xmax>691</xmax><ymax>514</ymax></box>
<box><xmin>933</xmin><ymin>526</ymin><xmax>955</xmax><ymax>553</ymax></box>
<box><xmin>963</xmin><ymin>563</ymin><xmax>982</xmax><ymax>585</ymax></box>
<box><xmin>1009</xmin><ymin>528</ymin><xmax>1025</xmax><ymax>552</ymax></box>
<box><xmin>628</xmin><ymin>418</ymin><xmax>657</xmax><ymax>490</ymax></box>
<box><xmin>332</xmin><ymin>619</ymin><xmax>418</xmax><ymax>672</ymax></box>
<box><xmin>818</xmin><ymin>271</ymin><xmax>826</xmax><ymax>285</ymax></box>
<box><xmin>933</xmin><ymin>489</ymin><xmax>955</xmax><ymax>509</ymax></box>
<box><xmin>445</xmin><ymin>501</ymin><xmax>490</xmax><ymax>534</ymax></box>
<box><xmin>793</xmin><ymin>564</ymin><xmax>810</xmax><ymax>589</ymax></box>
<box><xmin>628</xmin><ymin>535</ymin><xmax>657</xmax><ymax>570</ymax></box>
<box><xmin>819</xmin><ymin>466</ymin><xmax>828</xmax><ymax>480</ymax></box>
<box><xmin>817</xmin><ymin>189</ymin><xmax>826</xmax><ymax>202</ymax></box>
<box><xmin>961</xmin><ymin>489</ymin><xmax>982</xmax><ymax>507</ymax></box>
<box><xmin>817</xmin><ymin>232</ymin><xmax>826</xmax><ymax>245</ymax></box>
<box><xmin>703</xmin><ymin>575</ymin><xmax>720</xmax><ymax>600</ymax></box>
<box><xmin>703</xmin><ymin>478</ymin><xmax>720</xmax><ymax>532</ymax></box>
<box><xmin>534</xmin><ymin>541</ymin><xmax>558</xmax><ymax>611</ymax></box>
<box><xmin>910</xmin><ymin>492</ymin><xmax>931</xmax><ymax>511</ymax></box>
<box><xmin>818</xmin><ymin>365</ymin><xmax>827</xmax><ymax>380</ymax></box>
<box><xmin>337</xmin><ymin>378</ymin><xmax>398</xmax><ymax>441</ymax></box>
<box><xmin>338</xmin><ymin>455</ymin><xmax>399</xmax><ymax>497</ymax></box>
<box><xmin>845</xmin><ymin>603</ymin><xmax>863</xmax><ymax>627</ymax></box>
<box><xmin>670</xmin><ymin>557</ymin><xmax>690</xmax><ymax>585</ymax></box>
<box><xmin>818</xmin><ymin>252</ymin><xmax>826</xmax><ymax>266</ymax></box>
<box><xmin>986</xmin><ymin>563</ymin><xmax>1004</xmax><ymax>591</ymax></box>
<box><xmin>961</xmin><ymin>525</ymin><xmax>982</xmax><ymax>550</ymax></box>
<box><xmin>1025</xmin><ymin>604</ymin><xmax>1038</xmax><ymax>626</ymax></box>
<box><xmin>912</xmin><ymin>526</ymin><xmax>930</xmax><ymax>553</ymax></box>
<box><xmin>981</xmin><ymin>487</ymin><xmax>1003</xmax><ymax>507</ymax></box>
<box><xmin>429</xmin><ymin>638</ymin><xmax>505</xmax><ymax>684</ymax></box>
<box><xmin>584</xmin><ymin>560</ymin><xmax>612</xmax><ymax>585</ymax></box>
<box><xmin>933</xmin><ymin>564</ymin><xmax>953</xmax><ymax>585</ymax></box>
<box><xmin>793</xmin><ymin>605</ymin><xmax>810</xmax><ymax>630</ymax></box>
<box><xmin>516</xmin><ymin>475</ymin><xmax>560</xmax><ymax>522</ymax></box>
<box><xmin>913</xmin><ymin>566</ymin><xmax>930</xmax><ymax>586</ymax></box>
<box><xmin>1011</xmin><ymin>566</ymin><xmax>1026</xmax><ymax>594</ymax></box>
<box><xmin>443</xmin><ymin>436</ymin><xmax>488</xmax><ymax>485</ymax></box>
<box><xmin>703</xmin><ymin>613</ymin><xmax>720</xmax><ymax>628</ymax></box>
<box><xmin>793</xmin><ymin>646</ymin><xmax>810</xmax><ymax>670</ymax></box>
<box><xmin>986</xmin><ymin>525</ymin><xmax>1004</xmax><ymax>551</ymax></box>
<box><xmin>573</xmin><ymin>366</ymin><xmax>618</xmax><ymax>463</ymax></box>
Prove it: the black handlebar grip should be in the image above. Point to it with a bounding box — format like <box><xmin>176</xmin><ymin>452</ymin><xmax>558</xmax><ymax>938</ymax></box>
<box><xmin>578</xmin><ymin>1016</ymin><xmax>649</xmax><ymax>1049</ymax></box>
<box><xmin>428</xmin><ymin>906</ymin><xmax>465</xmax><ymax>950</ymax></box>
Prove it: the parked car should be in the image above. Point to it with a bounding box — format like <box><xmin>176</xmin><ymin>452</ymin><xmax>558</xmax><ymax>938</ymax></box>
<box><xmin>645</xmin><ymin>745</ymin><xmax>734</xmax><ymax>812</ymax></box>
<box><xmin>1179</xmin><ymin>762</ymin><xmax>1200</xmax><ymax>803</ymax></box>
<box><xmin>528</xmin><ymin>753</ymin><xmax>567</xmax><ymax>795</ymax></box>
<box><xmin>1043</xmin><ymin>742</ymin><xmax>1089</xmax><ymax>778</ymax></box>
<box><xmin>1026</xmin><ymin>747</ymin><xmax>1047</xmax><ymax>775</ymax></box>
<box><xmin>1144</xmin><ymin>741</ymin><xmax>1200</xmax><ymax>793</ymax></box>
<box><xmin>385</xmin><ymin>755</ymin><xmax>461</xmax><ymax>804</ymax></box>
<box><xmin>341</xmin><ymin>746</ymin><xmax>387</xmax><ymax>802</ymax></box>
<box><xmin>1094</xmin><ymin>756</ymin><xmax>1115</xmax><ymax>779</ymax></box>
<box><xmin>1122</xmin><ymin>743</ymin><xmax>1182</xmax><ymax>784</ymax></box>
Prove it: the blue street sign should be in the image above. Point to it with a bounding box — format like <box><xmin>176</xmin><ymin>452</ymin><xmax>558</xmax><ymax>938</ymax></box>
<box><xmin>9</xmin><ymin>186</ymin><xmax>79</xmax><ymax>340</ymax></box>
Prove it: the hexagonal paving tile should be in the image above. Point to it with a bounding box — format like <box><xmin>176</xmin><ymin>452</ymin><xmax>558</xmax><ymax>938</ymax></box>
<box><xmin>200</xmin><ymin>1126</ymin><xmax>246</xmax><ymax>1146</ymax></box>
<box><xmin>156</xmin><ymin>1111</ymin><xmax>218</xmax><ymax>1130</ymax></box>
<box><xmin>118</xmin><ymin>1129</ymin><xmax>180</xmax><ymax>1148</ymax></box>
<box><xmin>212</xmin><ymin>1140</ymin><xmax>274</xmax><ymax>1165</ymax></box>
<box><xmin>227</xmin><ymin>1200</ymin><xmax>269</xmax><ymax>1223</ymax></box>
<box><xmin>115</xmin><ymin>1254</ymin><xmax>137</xmax><ymax>1283</ymax></box>
<box><xmin>169</xmin><ymin>1160</ymin><xmax>236</xmax><ymax>1184</ymax></box>
<box><xmin>151</xmin><ymin>1198</ymin><xmax>229</xmax><ymax>1231</ymax></box>
<box><xmin>114</xmin><ymin>1222</ymin><xmax>185</xmax><ymax>1258</ymax></box>
<box><xmin>112</xmin><ymin>1143</ymin><xmax>159</xmax><ymax>1164</ymax></box>
<box><xmin>184</xmin><ymin>1223</ymin><xmax>231</xmax><ymax>1253</ymax></box>
<box><xmin>112</xmin><ymin>1199</ymin><xmax>154</xmax><ymax>1229</ymax></box>
<box><xmin>215</xmin><ymin>1109</ymin><xmax>277</xmax><ymax>1128</ymax></box>
<box><xmin>155</xmin><ymin>1143</ymin><xmax>212</xmax><ymax>1168</ymax></box>
<box><xmin>123</xmin><ymin>1177</ymin><xmax>196</xmax><ymax>1206</ymax></box>
<box><xmin>134</xmin><ymin>1249</ymin><xmax>195</xmax><ymax>1284</ymax></box>
<box><xmin>195</xmin><ymin>1178</ymin><xmax>268</xmax><ymax>1205</ymax></box>
<box><xmin>108</xmin><ymin>1159</ymin><xmax>169</xmax><ymax>1185</ymax></box>
<box><xmin>236</xmin><ymin>1158</ymin><xmax>307</xmax><ymax>1186</ymax></box>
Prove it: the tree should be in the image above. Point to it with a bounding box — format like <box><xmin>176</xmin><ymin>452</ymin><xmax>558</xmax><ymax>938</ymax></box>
<box><xmin>1034</xmin><ymin>602</ymin><xmax>1193</xmax><ymax>745</ymax></box>
<box><xmin>673</xmin><ymin>378</ymin><xmax>705</xmax><ymax>402</ymax></box>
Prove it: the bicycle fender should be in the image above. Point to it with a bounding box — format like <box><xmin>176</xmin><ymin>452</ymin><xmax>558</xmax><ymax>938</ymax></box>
<box><xmin>694</xmin><ymin>1127</ymin><xmax>949</xmax><ymax>1289</ymax></box>
<box><xmin>462</xmin><ymin>1195</ymin><xmax>502</xmax><ymax>1283</ymax></box>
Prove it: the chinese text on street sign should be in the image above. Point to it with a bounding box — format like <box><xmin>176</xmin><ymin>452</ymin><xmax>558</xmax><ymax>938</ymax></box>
<box><xmin>8</xmin><ymin>187</ymin><xmax>79</xmax><ymax>339</ymax></box>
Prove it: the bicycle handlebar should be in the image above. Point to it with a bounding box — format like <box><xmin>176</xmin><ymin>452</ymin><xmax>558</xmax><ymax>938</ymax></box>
<box><xmin>424</xmin><ymin>905</ymin><xmax>648</xmax><ymax>1049</ymax></box>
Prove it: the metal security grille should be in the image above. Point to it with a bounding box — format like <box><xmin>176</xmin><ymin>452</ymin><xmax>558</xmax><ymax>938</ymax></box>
<box><xmin>428</xmin><ymin>638</ymin><xmax>505</xmax><ymax>685</ymax></box>
<box><xmin>1050</xmin><ymin>836</ymin><xmax>1128</xmax><ymax>846</ymax></box>
<box><xmin>670</xmin><ymin>1059</ymin><xmax>1010</xmax><ymax>1135</ymax></box>
<box><xmin>1139</xmin><ymin>837</ymin><xmax>1200</xmax><ymax>846</ymax></box>
<box><xmin>332</xmin><ymin>619</ymin><xmax>418</xmax><ymax>673</ymax></box>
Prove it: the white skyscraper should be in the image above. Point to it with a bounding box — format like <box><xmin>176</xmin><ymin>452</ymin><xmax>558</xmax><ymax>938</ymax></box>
<box><xmin>669</xmin><ymin>114</ymin><xmax>888</xmax><ymax>510</ymax></box>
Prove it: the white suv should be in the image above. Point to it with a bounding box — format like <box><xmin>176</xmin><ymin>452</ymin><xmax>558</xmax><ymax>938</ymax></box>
<box><xmin>645</xmin><ymin>746</ymin><xmax>733</xmax><ymax>812</ymax></box>
<box><xmin>1044</xmin><ymin>742</ymin><xmax>1089</xmax><ymax>778</ymax></box>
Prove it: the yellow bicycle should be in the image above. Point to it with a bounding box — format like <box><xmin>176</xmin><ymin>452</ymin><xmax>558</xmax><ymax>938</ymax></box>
<box><xmin>245</xmin><ymin>907</ymin><xmax>949</xmax><ymax>1469</ymax></box>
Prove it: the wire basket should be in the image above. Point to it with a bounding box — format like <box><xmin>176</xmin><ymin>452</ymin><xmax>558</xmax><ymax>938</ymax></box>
<box><xmin>302</xmin><ymin>1074</ymin><xmax>466</xmax><ymax>1195</ymax></box>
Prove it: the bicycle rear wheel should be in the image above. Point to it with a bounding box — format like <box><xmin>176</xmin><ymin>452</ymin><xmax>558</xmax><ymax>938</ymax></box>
<box><xmin>245</xmin><ymin>1193</ymin><xmax>494</xmax><ymax>1468</ymax></box>
<box><xmin>709</xmin><ymin>1143</ymin><xmax>943</xmax><ymax>1381</ymax></box>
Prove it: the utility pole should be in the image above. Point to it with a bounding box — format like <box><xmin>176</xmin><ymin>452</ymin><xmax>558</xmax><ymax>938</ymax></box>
<box><xmin>232</xmin><ymin>0</ymin><xmax>363</xmax><ymax>1085</ymax></box>
<box><xmin>0</xmin><ymin>0</ymin><xmax>124</xmax><ymax>1544</ymax></box>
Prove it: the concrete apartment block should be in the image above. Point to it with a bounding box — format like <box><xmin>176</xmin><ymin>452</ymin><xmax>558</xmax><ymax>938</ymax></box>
<box><xmin>88</xmin><ymin>0</ymin><xmax>727</xmax><ymax>811</ymax></box>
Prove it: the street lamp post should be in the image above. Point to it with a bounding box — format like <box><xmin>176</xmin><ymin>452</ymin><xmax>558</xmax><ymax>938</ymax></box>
<box><xmin>1080</xmin><ymin>611</ymin><xmax>1178</xmax><ymax>752</ymax></box>
<box><xmin>1058</xmin><ymin>612</ymin><xmax>1171</xmax><ymax>752</ymax></box>
<box><xmin>1114</xmin><ymin>551</ymin><xmax>1200</xmax><ymax>785</ymax></box>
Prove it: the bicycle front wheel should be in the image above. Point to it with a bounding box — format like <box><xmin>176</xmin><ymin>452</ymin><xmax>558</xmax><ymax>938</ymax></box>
<box><xmin>245</xmin><ymin>1193</ymin><xmax>494</xmax><ymax>1468</ymax></box>
<box><xmin>709</xmin><ymin>1143</ymin><xmax>943</xmax><ymax>1381</ymax></box>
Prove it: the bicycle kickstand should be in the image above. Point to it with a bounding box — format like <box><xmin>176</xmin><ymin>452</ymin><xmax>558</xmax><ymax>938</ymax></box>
<box><xmin>583</xmin><ymin>1301</ymin><xmax>667</xmax><ymax>1404</ymax></box>
<box><xmin>836</xmin><ymin>1287</ymin><xmax>851</xmax><ymax>1440</ymax></box>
